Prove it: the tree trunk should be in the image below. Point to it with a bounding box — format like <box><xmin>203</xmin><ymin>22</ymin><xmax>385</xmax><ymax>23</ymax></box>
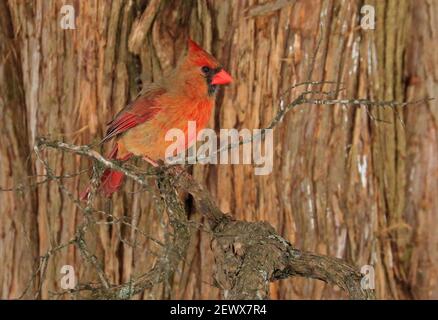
<box><xmin>0</xmin><ymin>0</ymin><xmax>436</xmax><ymax>299</ymax></box>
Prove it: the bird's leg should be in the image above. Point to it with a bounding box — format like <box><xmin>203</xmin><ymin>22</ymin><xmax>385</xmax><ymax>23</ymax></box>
<box><xmin>143</xmin><ymin>156</ymin><xmax>159</xmax><ymax>167</ymax></box>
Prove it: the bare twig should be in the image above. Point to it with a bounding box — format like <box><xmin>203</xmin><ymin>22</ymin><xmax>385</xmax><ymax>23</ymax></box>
<box><xmin>31</xmin><ymin>138</ymin><xmax>373</xmax><ymax>299</ymax></box>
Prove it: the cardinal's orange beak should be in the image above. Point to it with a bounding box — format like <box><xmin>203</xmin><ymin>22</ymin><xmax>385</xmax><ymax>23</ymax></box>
<box><xmin>211</xmin><ymin>69</ymin><xmax>233</xmax><ymax>85</ymax></box>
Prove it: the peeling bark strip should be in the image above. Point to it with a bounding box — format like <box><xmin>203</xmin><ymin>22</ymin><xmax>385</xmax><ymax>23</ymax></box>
<box><xmin>36</xmin><ymin>139</ymin><xmax>373</xmax><ymax>300</ymax></box>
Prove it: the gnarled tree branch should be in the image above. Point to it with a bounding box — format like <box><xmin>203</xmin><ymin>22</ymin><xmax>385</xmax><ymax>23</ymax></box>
<box><xmin>35</xmin><ymin>138</ymin><xmax>374</xmax><ymax>300</ymax></box>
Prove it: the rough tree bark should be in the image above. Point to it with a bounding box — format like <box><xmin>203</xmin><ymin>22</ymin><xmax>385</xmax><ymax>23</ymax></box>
<box><xmin>33</xmin><ymin>138</ymin><xmax>374</xmax><ymax>300</ymax></box>
<box><xmin>0</xmin><ymin>0</ymin><xmax>437</xmax><ymax>299</ymax></box>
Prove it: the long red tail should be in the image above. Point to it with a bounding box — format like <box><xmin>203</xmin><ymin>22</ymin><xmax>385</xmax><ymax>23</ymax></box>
<box><xmin>80</xmin><ymin>144</ymin><xmax>132</xmax><ymax>200</ymax></box>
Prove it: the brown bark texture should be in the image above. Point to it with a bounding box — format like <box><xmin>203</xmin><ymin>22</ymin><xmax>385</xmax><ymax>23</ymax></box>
<box><xmin>0</xmin><ymin>0</ymin><xmax>437</xmax><ymax>299</ymax></box>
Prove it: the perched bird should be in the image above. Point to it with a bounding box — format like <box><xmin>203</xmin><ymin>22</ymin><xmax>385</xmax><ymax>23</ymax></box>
<box><xmin>81</xmin><ymin>39</ymin><xmax>232</xmax><ymax>199</ymax></box>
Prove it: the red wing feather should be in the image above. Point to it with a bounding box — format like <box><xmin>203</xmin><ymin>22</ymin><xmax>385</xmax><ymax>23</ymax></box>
<box><xmin>101</xmin><ymin>87</ymin><xmax>165</xmax><ymax>143</ymax></box>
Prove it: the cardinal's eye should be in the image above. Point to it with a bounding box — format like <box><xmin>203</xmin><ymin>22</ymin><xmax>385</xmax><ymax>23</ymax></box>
<box><xmin>201</xmin><ymin>66</ymin><xmax>211</xmax><ymax>74</ymax></box>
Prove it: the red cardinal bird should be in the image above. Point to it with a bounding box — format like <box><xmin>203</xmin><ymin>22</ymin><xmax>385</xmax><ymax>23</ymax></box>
<box><xmin>81</xmin><ymin>39</ymin><xmax>232</xmax><ymax>199</ymax></box>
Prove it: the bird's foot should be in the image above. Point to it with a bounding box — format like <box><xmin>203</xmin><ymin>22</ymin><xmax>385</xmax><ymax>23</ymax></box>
<box><xmin>143</xmin><ymin>156</ymin><xmax>159</xmax><ymax>167</ymax></box>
